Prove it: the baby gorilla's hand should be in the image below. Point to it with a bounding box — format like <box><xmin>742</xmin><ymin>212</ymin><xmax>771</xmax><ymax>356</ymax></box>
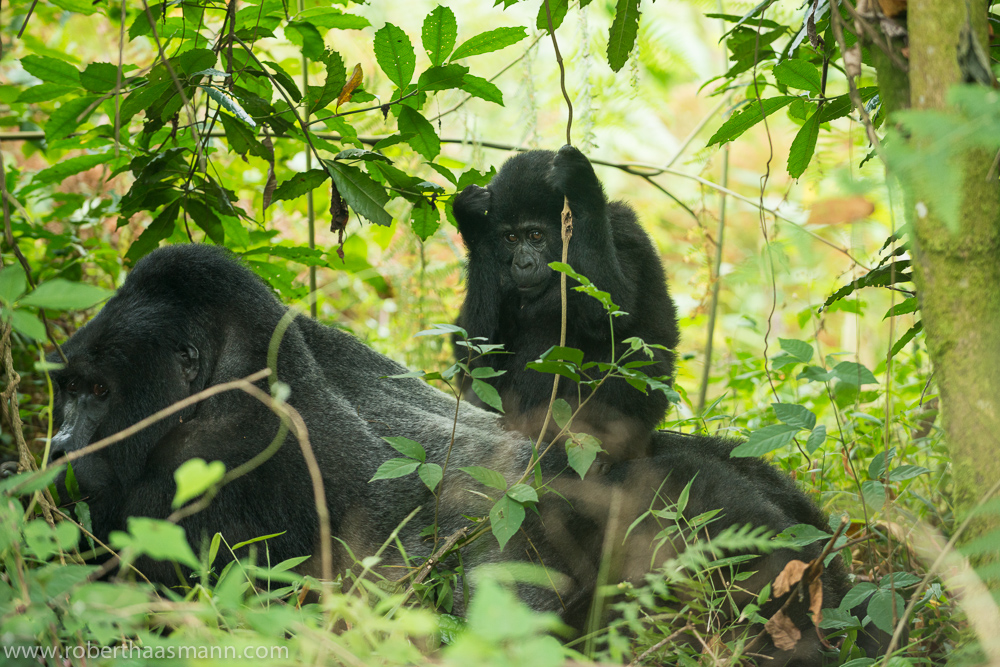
<box><xmin>548</xmin><ymin>144</ymin><xmax>597</xmax><ymax>196</ymax></box>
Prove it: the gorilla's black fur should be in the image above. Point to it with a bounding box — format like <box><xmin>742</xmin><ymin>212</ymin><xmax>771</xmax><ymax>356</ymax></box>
<box><xmin>452</xmin><ymin>145</ymin><xmax>679</xmax><ymax>461</ymax></box>
<box><xmin>47</xmin><ymin>245</ymin><xmax>872</xmax><ymax>665</ymax></box>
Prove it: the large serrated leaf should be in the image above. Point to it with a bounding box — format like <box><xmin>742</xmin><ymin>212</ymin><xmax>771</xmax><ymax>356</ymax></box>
<box><xmin>422</xmin><ymin>5</ymin><xmax>457</xmax><ymax>66</ymax></box>
<box><xmin>324</xmin><ymin>161</ymin><xmax>392</xmax><ymax>226</ymax></box>
<box><xmin>773</xmin><ymin>60</ymin><xmax>821</xmax><ymax>93</ymax></box>
<box><xmin>374</xmin><ymin>23</ymin><xmax>416</xmax><ymax>89</ymax></box>
<box><xmin>708</xmin><ymin>96</ymin><xmax>795</xmax><ymax>146</ymax></box>
<box><xmin>21</xmin><ymin>55</ymin><xmax>81</xmax><ymax>87</ymax></box>
<box><xmin>607</xmin><ymin>0</ymin><xmax>640</xmax><ymax>72</ymax></box>
<box><xmin>730</xmin><ymin>423</ymin><xmax>799</xmax><ymax>458</ymax></box>
<box><xmin>31</xmin><ymin>153</ymin><xmax>116</xmax><ymax>187</ymax></box>
<box><xmin>46</xmin><ymin>96</ymin><xmax>100</xmax><ymax>141</ymax></box>
<box><xmin>272</xmin><ymin>169</ymin><xmax>330</xmax><ymax>202</ymax></box>
<box><xmin>459</xmin><ymin>74</ymin><xmax>503</xmax><ymax>105</ymax></box>
<box><xmin>182</xmin><ymin>198</ymin><xmax>225</xmax><ymax>245</ymax></box>
<box><xmin>410</xmin><ymin>201</ymin><xmax>441</xmax><ymax>241</ymax></box>
<box><xmin>417</xmin><ymin>64</ymin><xmax>469</xmax><ymax>92</ymax></box>
<box><xmin>125</xmin><ymin>201</ymin><xmax>181</xmax><ymax>264</ymax></box>
<box><xmin>772</xmin><ymin>403</ymin><xmax>816</xmax><ymax>430</ymax></box>
<box><xmin>398</xmin><ymin>106</ymin><xmax>440</xmax><ymax>160</ymax></box>
<box><xmin>451</xmin><ymin>27</ymin><xmax>527</xmax><ymax>60</ymax></box>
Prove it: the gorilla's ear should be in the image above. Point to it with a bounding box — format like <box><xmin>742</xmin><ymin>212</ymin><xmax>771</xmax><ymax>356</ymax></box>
<box><xmin>178</xmin><ymin>344</ymin><xmax>200</xmax><ymax>383</ymax></box>
<box><xmin>453</xmin><ymin>185</ymin><xmax>491</xmax><ymax>232</ymax></box>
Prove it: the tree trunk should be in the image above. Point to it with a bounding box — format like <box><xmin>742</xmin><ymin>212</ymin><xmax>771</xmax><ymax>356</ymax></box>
<box><xmin>901</xmin><ymin>0</ymin><xmax>1000</xmax><ymax>562</ymax></box>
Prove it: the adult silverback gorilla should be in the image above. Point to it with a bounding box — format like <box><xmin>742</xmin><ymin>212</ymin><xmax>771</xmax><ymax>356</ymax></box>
<box><xmin>452</xmin><ymin>145</ymin><xmax>679</xmax><ymax>461</ymax></box>
<box><xmin>45</xmin><ymin>245</ymin><xmax>874</xmax><ymax>665</ymax></box>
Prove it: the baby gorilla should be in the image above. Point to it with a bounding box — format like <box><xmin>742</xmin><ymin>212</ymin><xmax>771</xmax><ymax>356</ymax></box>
<box><xmin>452</xmin><ymin>145</ymin><xmax>679</xmax><ymax>461</ymax></box>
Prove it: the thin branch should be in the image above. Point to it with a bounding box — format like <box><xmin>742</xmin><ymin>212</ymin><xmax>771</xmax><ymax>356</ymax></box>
<box><xmin>543</xmin><ymin>0</ymin><xmax>573</xmax><ymax>145</ymax></box>
<box><xmin>830</xmin><ymin>0</ymin><xmax>886</xmax><ymax>162</ymax></box>
<box><xmin>627</xmin><ymin>624</ymin><xmax>693</xmax><ymax>667</ymax></box>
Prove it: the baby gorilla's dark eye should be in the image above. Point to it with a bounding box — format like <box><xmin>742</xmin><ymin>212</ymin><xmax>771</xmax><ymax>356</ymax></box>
<box><xmin>92</xmin><ymin>383</ymin><xmax>108</xmax><ymax>398</ymax></box>
<box><xmin>528</xmin><ymin>230</ymin><xmax>543</xmax><ymax>242</ymax></box>
<box><xmin>504</xmin><ymin>233</ymin><xmax>518</xmax><ymax>243</ymax></box>
<box><xmin>66</xmin><ymin>379</ymin><xmax>79</xmax><ymax>393</ymax></box>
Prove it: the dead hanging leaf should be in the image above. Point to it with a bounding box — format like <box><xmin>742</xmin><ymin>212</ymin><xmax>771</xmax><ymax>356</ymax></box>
<box><xmin>262</xmin><ymin>132</ymin><xmax>277</xmax><ymax>212</ymax></box>
<box><xmin>773</xmin><ymin>559</ymin><xmax>809</xmax><ymax>597</ymax></box>
<box><xmin>330</xmin><ymin>179</ymin><xmax>349</xmax><ymax>262</ymax></box>
<box><xmin>807</xmin><ymin>196</ymin><xmax>875</xmax><ymax>226</ymax></box>
<box><xmin>844</xmin><ymin>43</ymin><xmax>862</xmax><ymax>79</ymax></box>
<box><xmin>809</xmin><ymin>575</ymin><xmax>824</xmax><ymax>625</ymax></box>
<box><xmin>765</xmin><ymin>610</ymin><xmax>802</xmax><ymax>651</ymax></box>
<box><xmin>877</xmin><ymin>0</ymin><xmax>906</xmax><ymax>17</ymax></box>
<box><xmin>337</xmin><ymin>64</ymin><xmax>364</xmax><ymax>111</ymax></box>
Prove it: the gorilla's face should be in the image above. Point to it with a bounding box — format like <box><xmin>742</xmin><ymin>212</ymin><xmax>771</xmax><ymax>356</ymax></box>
<box><xmin>497</xmin><ymin>218</ymin><xmax>558</xmax><ymax>298</ymax></box>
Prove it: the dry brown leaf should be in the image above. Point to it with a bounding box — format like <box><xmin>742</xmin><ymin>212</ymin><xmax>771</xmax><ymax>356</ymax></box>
<box><xmin>878</xmin><ymin>0</ymin><xmax>906</xmax><ymax>17</ymax></box>
<box><xmin>765</xmin><ymin>610</ymin><xmax>802</xmax><ymax>651</ymax></box>
<box><xmin>807</xmin><ymin>196</ymin><xmax>875</xmax><ymax>226</ymax></box>
<box><xmin>809</xmin><ymin>575</ymin><xmax>824</xmax><ymax>625</ymax></box>
<box><xmin>773</xmin><ymin>559</ymin><xmax>809</xmax><ymax>597</ymax></box>
<box><xmin>337</xmin><ymin>64</ymin><xmax>364</xmax><ymax>111</ymax></box>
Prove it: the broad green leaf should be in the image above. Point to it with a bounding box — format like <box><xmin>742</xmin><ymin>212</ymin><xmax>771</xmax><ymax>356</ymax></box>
<box><xmin>566</xmin><ymin>433</ymin><xmax>602</xmax><ymax>479</ymax></box>
<box><xmin>110</xmin><ymin>517</ymin><xmax>200</xmax><ymax>570</ymax></box>
<box><xmin>20</xmin><ymin>280</ymin><xmax>113</xmax><ymax>310</ymax></box>
<box><xmin>32</xmin><ymin>153</ymin><xmax>116</xmax><ymax>187</ymax></box>
<box><xmin>201</xmin><ymin>86</ymin><xmax>256</xmax><ymax>127</ymax></box>
<box><xmin>383</xmin><ymin>436</ymin><xmax>426</xmax><ymax>462</ymax></box>
<box><xmin>24</xmin><ymin>519</ymin><xmax>79</xmax><ymax>561</ymax></box>
<box><xmin>459</xmin><ymin>74</ymin><xmax>503</xmax><ymax>105</ymax></box>
<box><xmin>172</xmin><ymin>458</ymin><xmax>226</xmax><ymax>509</ymax></box>
<box><xmin>182</xmin><ymin>198</ymin><xmax>225</xmax><ymax>245</ymax></box>
<box><xmin>773</xmin><ymin>60</ymin><xmax>821</xmax><ymax>93</ymax></box>
<box><xmin>805</xmin><ymin>425</ymin><xmax>826</xmax><ymax>454</ymax></box>
<box><xmin>398</xmin><ymin>106</ymin><xmax>440</xmax><ymax>160</ymax></box>
<box><xmin>552</xmin><ymin>398</ymin><xmax>573</xmax><ymax>429</ymax></box>
<box><xmin>286</xmin><ymin>21</ymin><xmax>326</xmax><ymax>60</ymax></box>
<box><xmin>607</xmin><ymin>0</ymin><xmax>640</xmax><ymax>72</ymax></box>
<box><xmin>861</xmin><ymin>480</ymin><xmax>885</xmax><ymax>511</ymax></box>
<box><xmin>775</xmin><ymin>523</ymin><xmax>830</xmax><ymax>548</ymax></box>
<box><xmin>879</xmin><ymin>572</ymin><xmax>922</xmax><ymax>589</ymax></box>
<box><xmin>866</xmin><ymin>588</ymin><xmax>905</xmax><ymax>634</ymax></box>
<box><xmin>708</xmin><ymin>96</ymin><xmax>795</xmax><ymax>146</ymax></box>
<box><xmin>451</xmin><ymin>27</ymin><xmax>527</xmax><ymax>60</ymax></box>
<box><xmin>21</xmin><ymin>54</ymin><xmax>81</xmax><ymax>86</ymax></box>
<box><xmin>262</xmin><ymin>60</ymin><xmax>302</xmax><ymax>104</ymax></box>
<box><xmin>80</xmin><ymin>62</ymin><xmax>120</xmax><ymax>93</ymax></box>
<box><xmin>868</xmin><ymin>447</ymin><xmax>896</xmax><ymax>480</ymax></box>
<box><xmin>370</xmin><ymin>457</ymin><xmax>421</xmax><ymax>481</ymax></box>
<box><xmin>11</xmin><ymin>310</ymin><xmax>47</xmax><ymax>341</ymax></box>
<box><xmin>459</xmin><ymin>465</ymin><xmax>508</xmax><ymax>491</ymax></box>
<box><xmin>469</xmin><ymin>366</ymin><xmax>504</xmax><ymax>379</ymax></box>
<box><xmin>797</xmin><ymin>365</ymin><xmax>835</xmax><ymax>383</ymax></box>
<box><xmin>887</xmin><ymin>465</ymin><xmax>930</xmax><ymax>482</ymax></box>
<box><xmin>489</xmin><ymin>495</ymin><xmax>525</xmax><ymax>550</ymax></box>
<box><xmin>218</xmin><ymin>112</ymin><xmax>269</xmax><ymax>159</ymax></box>
<box><xmin>46</xmin><ymin>96</ymin><xmax>100</xmax><ymax>141</ymax></box>
<box><xmin>778</xmin><ymin>338</ymin><xmax>814</xmax><ymax>363</ymax></box>
<box><xmin>772</xmin><ymin>403</ymin><xmax>816</xmax><ymax>430</ymax></box>
<box><xmin>471</xmin><ymin>378</ymin><xmax>504</xmax><ymax>412</ymax></box>
<box><xmin>506</xmin><ymin>483</ymin><xmax>538</xmax><ymax>504</ymax></box>
<box><xmin>374</xmin><ymin>23</ymin><xmax>416</xmax><ymax>89</ymax></box>
<box><xmin>839</xmin><ymin>582</ymin><xmax>877</xmax><ymax>611</ymax></box>
<box><xmin>832</xmin><ymin>361</ymin><xmax>878</xmax><ymax>386</ymax></box>
<box><xmin>787</xmin><ymin>111</ymin><xmax>820</xmax><ymax>178</ymax></box>
<box><xmin>295</xmin><ymin>7</ymin><xmax>370</xmax><ymax>30</ymax></box>
<box><xmin>125</xmin><ymin>201</ymin><xmax>181</xmax><ymax>264</ymax></box>
<box><xmin>411</xmin><ymin>201</ymin><xmax>441</xmax><ymax>241</ymax></box>
<box><xmin>730</xmin><ymin>423</ymin><xmax>799</xmax><ymax>458</ymax></box>
<box><xmin>889</xmin><ymin>321</ymin><xmax>922</xmax><ymax>359</ymax></box>
<box><xmin>536</xmin><ymin>0</ymin><xmax>568</xmax><ymax>31</ymax></box>
<box><xmin>16</xmin><ymin>83</ymin><xmax>76</xmax><ymax>103</ymax></box>
<box><xmin>422</xmin><ymin>5</ymin><xmax>458</xmax><ymax>66</ymax></box>
<box><xmin>0</xmin><ymin>265</ymin><xmax>27</xmax><ymax>304</ymax></box>
<box><xmin>883</xmin><ymin>297</ymin><xmax>919</xmax><ymax>319</ymax></box>
<box><xmin>418</xmin><ymin>462</ymin><xmax>443</xmax><ymax>492</ymax></box>
<box><xmin>417</xmin><ymin>64</ymin><xmax>469</xmax><ymax>92</ymax></box>
<box><xmin>325</xmin><ymin>161</ymin><xmax>392</xmax><ymax>226</ymax></box>
<box><xmin>273</xmin><ymin>169</ymin><xmax>330</xmax><ymax>202</ymax></box>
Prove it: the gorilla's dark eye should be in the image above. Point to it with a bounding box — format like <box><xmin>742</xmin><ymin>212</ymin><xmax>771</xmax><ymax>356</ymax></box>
<box><xmin>66</xmin><ymin>379</ymin><xmax>79</xmax><ymax>393</ymax></box>
<box><xmin>528</xmin><ymin>230</ymin><xmax>543</xmax><ymax>242</ymax></box>
<box><xmin>92</xmin><ymin>383</ymin><xmax>108</xmax><ymax>398</ymax></box>
<box><xmin>504</xmin><ymin>233</ymin><xmax>518</xmax><ymax>243</ymax></box>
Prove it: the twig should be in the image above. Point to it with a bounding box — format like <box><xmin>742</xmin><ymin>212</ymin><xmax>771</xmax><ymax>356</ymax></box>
<box><xmin>399</xmin><ymin>526</ymin><xmax>469</xmax><ymax>605</ymax></box>
<box><xmin>829</xmin><ymin>0</ymin><xmax>886</xmax><ymax>161</ymax></box>
<box><xmin>543</xmin><ymin>0</ymin><xmax>573</xmax><ymax>145</ymax></box>
<box><xmin>840</xmin><ymin>0</ymin><xmax>909</xmax><ymax>72</ymax></box>
<box><xmin>627</xmin><ymin>624</ymin><xmax>693</xmax><ymax>667</ymax></box>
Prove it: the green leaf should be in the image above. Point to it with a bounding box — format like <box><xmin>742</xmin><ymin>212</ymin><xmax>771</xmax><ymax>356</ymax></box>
<box><xmin>536</xmin><ymin>0</ymin><xmax>568</xmax><ymax>31</ymax></box>
<box><xmin>889</xmin><ymin>321</ymin><xmax>922</xmax><ymax>359</ymax></box>
<box><xmin>273</xmin><ymin>169</ymin><xmax>330</xmax><ymax>202</ymax></box>
<box><xmin>832</xmin><ymin>361</ymin><xmax>878</xmax><ymax>386</ymax></box>
<box><xmin>46</xmin><ymin>96</ymin><xmax>100</xmax><ymax>141</ymax></box>
<box><xmin>374</xmin><ymin>22</ymin><xmax>416</xmax><ymax>89</ymax></box>
<box><xmin>218</xmin><ymin>112</ymin><xmax>269</xmax><ymax>159</ymax></box>
<box><xmin>182</xmin><ymin>198</ymin><xmax>225</xmax><ymax>245</ymax></box>
<box><xmin>11</xmin><ymin>310</ymin><xmax>47</xmax><ymax>341</ymax></box>
<box><xmin>887</xmin><ymin>465</ymin><xmax>930</xmax><ymax>482</ymax></box>
<box><xmin>286</xmin><ymin>21</ymin><xmax>326</xmax><ymax>60</ymax></box>
<box><xmin>459</xmin><ymin>74</ymin><xmax>503</xmax><ymax>105</ymax></box>
<box><xmin>20</xmin><ymin>280</ymin><xmax>113</xmax><ymax>310</ymax></box>
<box><xmin>773</xmin><ymin>60</ymin><xmax>821</xmax><ymax>93</ymax></box>
<box><xmin>472</xmin><ymin>378</ymin><xmax>504</xmax><ymax>412</ymax></box>
<box><xmin>262</xmin><ymin>60</ymin><xmax>302</xmax><ymax>104</ymax></box>
<box><xmin>607</xmin><ymin>0</ymin><xmax>640</xmax><ymax>72</ymax></box>
<box><xmin>489</xmin><ymin>495</ymin><xmax>525</xmax><ymax>551</ymax></box>
<box><xmin>797</xmin><ymin>365</ymin><xmax>835</xmax><ymax>383</ymax></box>
<box><xmin>417</xmin><ymin>64</ymin><xmax>470</xmax><ymax>91</ymax></box>
<box><xmin>552</xmin><ymin>398</ymin><xmax>573</xmax><ymax>429</ymax></box>
<box><xmin>21</xmin><ymin>54</ymin><xmax>81</xmax><ymax>86</ymax></box>
<box><xmin>110</xmin><ymin>517</ymin><xmax>200</xmax><ymax>570</ymax></box>
<box><xmin>24</xmin><ymin>519</ymin><xmax>79</xmax><ymax>561</ymax></box>
<box><xmin>883</xmin><ymin>297</ymin><xmax>919</xmax><ymax>319</ymax></box>
<box><xmin>80</xmin><ymin>62</ymin><xmax>121</xmax><ymax>93</ymax></box>
<box><xmin>0</xmin><ymin>265</ymin><xmax>28</xmax><ymax>304</ymax></box>
<box><xmin>325</xmin><ymin>161</ymin><xmax>392</xmax><ymax>226</ymax></box>
<box><xmin>778</xmin><ymin>338</ymin><xmax>814</xmax><ymax>363</ymax></box>
<box><xmin>410</xmin><ymin>201</ymin><xmax>441</xmax><ymax>241</ymax></box>
<box><xmin>775</xmin><ymin>523</ymin><xmax>830</xmax><ymax>548</ymax></box>
<box><xmin>772</xmin><ymin>403</ymin><xmax>816</xmax><ymax>430</ymax></box>
<box><xmin>866</xmin><ymin>588</ymin><xmax>905</xmax><ymax>634</ymax></box>
<box><xmin>201</xmin><ymin>86</ymin><xmax>256</xmax><ymax>127</ymax></box>
<box><xmin>506</xmin><ymin>483</ymin><xmax>538</xmax><ymax>504</ymax></box>
<box><xmin>32</xmin><ymin>153</ymin><xmax>116</xmax><ymax>187</ymax></box>
<box><xmin>566</xmin><ymin>433</ymin><xmax>602</xmax><ymax>479</ymax></box>
<box><xmin>369</xmin><ymin>457</ymin><xmax>421</xmax><ymax>481</ymax></box>
<box><xmin>459</xmin><ymin>465</ymin><xmax>508</xmax><ymax>491</ymax></box>
<box><xmin>708</xmin><ymin>96</ymin><xmax>795</xmax><ymax>146</ymax></box>
<box><xmin>398</xmin><ymin>106</ymin><xmax>440</xmax><ymax>160</ymax></box>
<box><xmin>451</xmin><ymin>26</ymin><xmax>527</xmax><ymax>60</ymax></box>
<box><xmin>125</xmin><ymin>200</ymin><xmax>181</xmax><ymax>264</ymax></box>
<box><xmin>787</xmin><ymin>111</ymin><xmax>821</xmax><ymax>178</ymax></box>
<box><xmin>839</xmin><ymin>582</ymin><xmax>877</xmax><ymax>611</ymax></box>
<box><xmin>730</xmin><ymin>423</ymin><xmax>799</xmax><ymax>458</ymax></box>
<box><xmin>868</xmin><ymin>447</ymin><xmax>895</xmax><ymax>480</ymax></box>
<box><xmin>383</xmin><ymin>436</ymin><xmax>426</xmax><ymax>462</ymax></box>
<box><xmin>805</xmin><ymin>425</ymin><xmax>826</xmax><ymax>455</ymax></box>
<box><xmin>861</xmin><ymin>480</ymin><xmax>885</xmax><ymax>511</ymax></box>
<box><xmin>172</xmin><ymin>458</ymin><xmax>226</xmax><ymax>509</ymax></box>
<box><xmin>16</xmin><ymin>83</ymin><xmax>77</xmax><ymax>103</ymax></box>
<box><xmin>422</xmin><ymin>5</ymin><xmax>458</xmax><ymax>66</ymax></box>
<box><xmin>418</xmin><ymin>462</ymin><xmax>443</xmax><ymax>492</ymax></box>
